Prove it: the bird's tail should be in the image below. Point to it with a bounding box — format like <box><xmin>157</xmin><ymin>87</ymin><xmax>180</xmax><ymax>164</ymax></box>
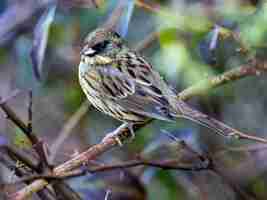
<box><xmin>174</xmin><ymin>100</ymin><xmax>267</xmax><ymax>143</ymax></box>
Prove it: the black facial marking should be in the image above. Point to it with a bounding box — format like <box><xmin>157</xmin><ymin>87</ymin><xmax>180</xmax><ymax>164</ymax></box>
<box><xmin>114</xmin><ymin>32</ymin><xmax>121</xmax><ymax>38</ymax></box>
<box><xmin>88</xmin><ymin>40</ymin><xmax>109</xmax><ymax>56</ymax></box>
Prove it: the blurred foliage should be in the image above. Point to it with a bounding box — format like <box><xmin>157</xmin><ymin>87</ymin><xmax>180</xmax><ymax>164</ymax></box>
<box><xmin>1</xmin><ymin>0</ymin><xmax>267</xmax><ymax>200</ymax></box>
<box><xmin>13</xmin><ymin>127</ymin><xmax>32</xmax><ymax>149</ymax></box>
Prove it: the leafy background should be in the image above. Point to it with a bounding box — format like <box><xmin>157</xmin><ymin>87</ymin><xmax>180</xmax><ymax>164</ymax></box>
<box><xmin>1</xmin><ymin>0</ymin><xmax>267</xmax><ymax>199</ymax></box>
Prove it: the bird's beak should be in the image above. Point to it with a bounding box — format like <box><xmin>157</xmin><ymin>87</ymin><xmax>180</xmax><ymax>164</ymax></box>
<box><xmin>81</xmin><ymin>47</ymin><xmax>96</xmax><ymax>56</ymax></box>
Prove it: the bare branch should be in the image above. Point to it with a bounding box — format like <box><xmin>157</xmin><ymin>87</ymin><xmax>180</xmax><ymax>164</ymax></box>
<box><xmin>178</xmin><ymin>59</ymin><xmax>267</xmax><ymax>101</ymax></box>
<box><xmin>0</xmin><ymin>0</ymin><xmax>55</xmax><ymax>41</ymax></box>
<box><xmin>2</xmin><ymin>145</ymin><xmax>40</xmax><ymax>171</ymax></box>
<box><xmin>8</xmin><ymin>123</ymin><xmax>141</xmax><ymax>200</ymax></box>
<box><xmin>9</xmin><ymin>57</ymin><xmax>267</xmax><ymax>199</ymax></box>
<box><xmin>49</xmin><ymin>101</ymin><xmax>90</xmax><ymax>163</ymax></box>
<box><xmin>10</xmin><ymin>156</ymin><xmax>210</xmax><ymax>184</ymax></box>
<box><xmin>0</xmin><ymin>95</ymin><xmax>39</xmax><ymax>145</ymax></box>
<box><xmin>0</xmin><ymin>94</ymin><xmax>81</xmax><ymax>199</ymax></box>
<box><xmin>134</xmin><ymin>32</ymin><xmax>159</xmax><ymax>52</ymax></box>
<box><xmin>27</xmin><ymin>91</ymin><xmax>33</xmax><ymax>134</ymax></box>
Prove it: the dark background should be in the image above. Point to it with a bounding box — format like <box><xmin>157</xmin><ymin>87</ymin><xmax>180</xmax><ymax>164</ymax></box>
<box><xmin>1</xmin><ymin>0</ymin><xmax>267</xmax><ymax>199</ymax></box>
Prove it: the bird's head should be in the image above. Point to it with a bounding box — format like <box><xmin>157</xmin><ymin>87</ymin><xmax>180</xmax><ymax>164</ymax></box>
<box><xmin>80</xmin><ymin>28</ymin><xmax>124</xmax><ymax>64</ymax></box>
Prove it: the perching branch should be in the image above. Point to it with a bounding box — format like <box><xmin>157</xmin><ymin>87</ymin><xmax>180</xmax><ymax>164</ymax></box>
<box><xmin>0</xmin><ymin>146</ymin><xmax>57</xmax><ymax>200</ymax></box>
<box><xmin>0</xmin><ymin>92</ymin><xmax>51</xmax><ymax>168</ymax></box>
<box><xmin>49</xmin><ymin>101</ymin><xmax>90</xmax><ymax>163</ymax></box>
<box><xmin>0</xmin><ymin>91</ymin><xmax>39</xmax><ymax>145</ymax></box>
<box><xmin>10</xmin><ymin>156</ymin><xmax>210</xmax><ymax>184</ymax></box>
<box><xmin>0</xmin><ymin>92</ymin><xmax>81</xmax><ymax>199</ymax></box>
<box><xmin>3</xmin><ymin>2</ymin><xmax>267</xmax><ymax>198</ymax></box>
<box><xmin>8</xmin><ymin>56</ymin><xmax>267</xmax><ymax>199</ymax></box>
<box><xmin>178</xmin><ymin>59</ymin><xmax>267</xmax><ymax>101</ymax></box>
<box><xmin>8</xmin><ymin>123</ymin><xmax>146</xmax><ymax>200</ymax></box>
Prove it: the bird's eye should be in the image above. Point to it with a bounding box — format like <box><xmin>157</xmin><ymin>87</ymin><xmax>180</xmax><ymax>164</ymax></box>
<box><xmin>114</xmin><ymin>32</ymin><xmax>121</xmax><ymax>38</ymax></box>
<box><xmin>91</xmin><ymin>40</ymin><xmax>109</xmax><ymax>52</ymax></box>
<box><xmin>82</xmin><ymin>40</ymin><xmax>109</xmax><ymax>57</ymax></box>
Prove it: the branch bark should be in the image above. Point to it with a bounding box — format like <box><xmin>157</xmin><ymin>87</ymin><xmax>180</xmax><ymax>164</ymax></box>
<box><xmin>8</xmin><ymin>58</ymin><xmax>267</xmax><ymax>200</ymax></box>
<box><xmin>178</xmin><ymin>59</ymin><xmax>267</xmax><ymax>101</ymax></box>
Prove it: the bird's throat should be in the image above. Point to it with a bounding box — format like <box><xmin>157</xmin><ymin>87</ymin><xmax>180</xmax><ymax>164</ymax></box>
<box><xmin>82</xmin><ymin>55</ymin><xmax>113</xmax><ymax>66</ymax></box>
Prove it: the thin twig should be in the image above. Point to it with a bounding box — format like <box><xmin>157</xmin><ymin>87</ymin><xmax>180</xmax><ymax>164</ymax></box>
<box><xmin>0</xmin><ymin>96</ymin><xmax>39</xmax><ymax>145</ymax></box>
<box><xmin>9</xmin><ymin>57</ymin><xmax>267</xmax><ymax>199</ymax></box>
<box><xmin>210</xmin><ymin>161</ymin><xmax>257</xmax><ymax>200</ymax></box>
<box><xmin>49</xmin><ymin>101</ymin><xmax>90</xmax><ymax>163</ymax></box>
<box><xmin>91</xmin><ymin>0</ymin><xmax>101</xmax><ymax>8</ymax></box>
<box><xmin>3</xmin><ymin>145</ymin><xmax>40</xmax><ymax>171</ymax></box>
<box><xmin>103</xmin><ymin>0</ymin><xmax>126</xmax><ymax>30</ymax></box>
<box><xmin>10</xmin><ymin>157</ymin><xmax>210</xmax><ymax>184</ymax></box>
<box><xmin>178</xmin><ymin>59</ymin><xmax>267</xmax><ymax>101</ymax></box>
<box><xmin>0</xmin><ymin>94</ymin><xmax>80</xmax><ymax>199</ymax></box>
<box><xmin>8</xmin><ymin>122</ymin><xmax>143</xmax><ymax>200</ymax></box>
<box><xmin>1</xmin><ymin>92</ymin><xmax>51</xmax><ymax>167</ymax></box>
<box><xmin>134</xmin><ymin>32</ymin><xmax>159</xmax><ymax>52</ymax></box>
<box><xmin>53</xmin><ymin>181</ymin><xmax>82</xmax><ymax>200</ymax></box>
<box><xmin>135</xmin><ymin>0</ymin><xmax>161</xmax><ymax>14</ymax></box>
<box><xmin>27</xmin><ymin>91</ymin><xmax>33</xmax><ymax>133</ymax></box>
<box><xmin>0</xmin><ymin>147</ymin><xmax>57</xmax><ymax>200</ymax></box>
<box><xmin>0</xmin><ymin>0</ymin><xmax>54</xmax><ymax>41</ymax></box>
<box><xmin>214</xmin><ymin>144</ymin><xmax>267</xmax><ymax>159</ymax></box>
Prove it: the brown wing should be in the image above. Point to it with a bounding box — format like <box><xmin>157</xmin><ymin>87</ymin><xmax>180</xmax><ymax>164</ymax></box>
<box><xmin>97</xmin><ymin>52</ymin><xmax>176</xmax><ymax>121</ymax></box>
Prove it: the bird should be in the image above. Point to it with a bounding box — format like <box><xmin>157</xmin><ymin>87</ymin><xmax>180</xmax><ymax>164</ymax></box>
<box><xmin>78</xmin><ymin>28</ymin><xmax>236</xmax><ymax>144</ymax></box>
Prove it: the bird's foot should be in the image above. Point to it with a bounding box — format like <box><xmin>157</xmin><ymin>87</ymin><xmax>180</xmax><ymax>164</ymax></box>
<box><xmin>102</xmin><ymin>123</ymin><xmax>135</xmax><ymax>146</ymax></box>
<box><xmin>127</xmin><ymin>123</ymin><xmax>135</xmax><ymax>141</ymax></box>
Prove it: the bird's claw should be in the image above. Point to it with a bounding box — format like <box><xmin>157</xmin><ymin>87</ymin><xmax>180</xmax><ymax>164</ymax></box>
<box><xmin>101</xmin><ymin>123</ymin><xmax>135</xmax><ymax>146</ymax></box>
<box><xmin>114</xmin><ymin>136</ymin><xmax>123</xmax><ymax>146</ymax></box>
<box><xmin>102</xmin><ymin>133</ymin><xmax>123</xmax><ymax>146</ymax></box>
<box><xmin>127</xmin><ymin>123</ymin><xmax>135</xmax><ymax>141</ymax></box>
<box><xmin>102</xmin><ymin>128</ymin><xmax>124</xmax><ymax>146</ymax></box>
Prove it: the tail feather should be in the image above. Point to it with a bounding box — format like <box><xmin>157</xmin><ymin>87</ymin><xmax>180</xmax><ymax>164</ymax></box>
<box><xmin>175</xmin><ymin>100</ymin><xmax>236</xmax><ymax>138</ymax></box>
<box><xmin>173</xmin><ymin>100</ymin><xmax>267</xmax><ymax>143</ymax></box>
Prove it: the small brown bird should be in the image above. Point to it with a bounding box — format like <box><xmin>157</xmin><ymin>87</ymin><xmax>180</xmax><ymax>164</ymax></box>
<box><xmin>78</xmin><ymin>28</ymin><xmax>234</xmax><ymax>142</ymax></box>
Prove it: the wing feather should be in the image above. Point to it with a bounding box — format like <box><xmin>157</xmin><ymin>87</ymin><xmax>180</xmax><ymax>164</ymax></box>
<box><xmin>97</xmin><ymin>52</ymin><xmax>176</xmax><ymax>121</ymax></box>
